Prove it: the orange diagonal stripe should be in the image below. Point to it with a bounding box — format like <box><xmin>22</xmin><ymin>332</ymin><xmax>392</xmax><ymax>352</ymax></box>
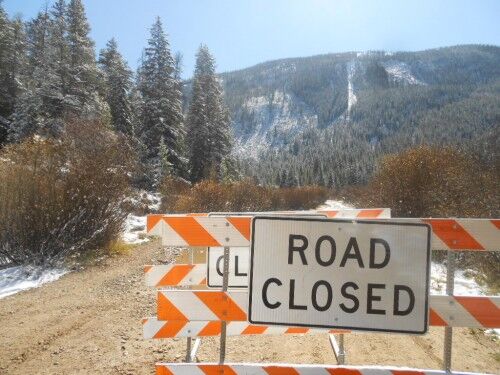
<box><xmin>324</xmin><ymin>210</ymin><xmax>339</xmax><ymax>218</ymax></box>
<box><xmin>357</xmin><ymin>209</ymin><xmax>384</xmax><ymax>218</ymax></box>
<box><xmin>198</xmin><ymin>321</ymin><xmax>222</xmax><ymax>336</ymax></box>
<box><xmin>157</xmin><ymin>292</ymin><xmax>188</xmax><ymax>321</ymax></box>
<box><xmin>157</xmin><ymin>264</ymin><xmax>195</xmax><ymax>286</ymax></box>
<box><xmin>391</xmin><ymin>371</ymin><xmax>426</xmax><ymax>375</ymax></box>
<box><xmin>264</xmin><ymin>366</ymin><xmax>300</xmax><ymax>375</ymax></box>
<box><xmin>156</xmin><ymin>366</ymin><xmax>174</xmax><ymax>375</ymax></box>
<box><xmin>199</xmin><ymin>364</ymin><xmax>237</xmax><ymax>375</ymax></box>
<box><xmin>326</xmin><ymin>369</ymin><xmax>363</xmax><ymax>375</ymax></box>
<box><xmin>194</xmin><ymin>291</ymin><xmax>247</xmax><ymax>321</ymax></box>
<box><xmin>242</xmin><ymin>325</ymin><xmax>268</xmax><ymax>335</ymax></box>
<box><xmin>424</xmin><ymin>219</ymin><xmax>484</xmax><ymax>250</ymax></box>
<box><xmin>199</xmin><ymin>277</ymin><xmax>207</xmax><ymax>285</ymax></box>
<box><xmin>455</xmin><ymin>297</ymin><xmax>500</xmax><ymax>327</ymax></box>
<box><xmin>285</xmin><ymin>327</ymin><xmax>309</xmax><ymax>334</ymax></box>
<box><xmin>147</xmin><ymin>214</ymin><xmax>164</xmax><ymax>232</ymax></box>
<box><xmin>227</xmin><ymin>217</ymin><xmax>251</xmax><ymax>240</ymax></box>
<box><xmin>164</xmin><ymin>216</ymin><xmax>220</xmax><ymax>246</ymax></box>
<box><xmin>154</xmin><ymin>320</ymin><xmax>187</xmax><ymax>339</ymax></box>
<box><xmin>492</xmin><ymin>219</ymin><xmax>500</xmax><ymax>230</ymax></box>
<box><xmin>144</xmin><ymin>265</ymin><xmax>152</xmax><ymax>273</ymax></box>
<box><xmin>429</xmin><ymin>308</ymin><xmax>448</xmax><ymax>326</ymax></box>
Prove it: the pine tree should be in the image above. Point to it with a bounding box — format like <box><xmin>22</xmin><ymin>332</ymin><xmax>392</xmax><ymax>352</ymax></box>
<box><xmin>0</xmin><ymin>3</ymin><xmax>27</xmax><ymax>145</ymax></box>
<box><xmin>98</xmin><ymin>38</ymin><xmax>134</xmax><ymax>136</ymax></box>
<box><xmin>66</xmin><ymin>0</ymin><xmax>102</xmax><ymax>117</ymax></box>
<box><xmin>158</xmin><ymin>136</ymin><xmax>173</xmax><ymax>180</ymax></box>
<box><xmin>137</xmin><ymin>17</ymin><xmax>185</xmax><ymax>180</ymax></box>
<box><xmin>187</xmin><ymin>44</ymin><xmax>232</xmax><ymax>182</ymax></box>
<box><xmin>10</xmin><ymin>10</ymin><xmax>49</xmax><ymax>140</ymax></box>
<box><xmin>49</xmin><ymin>0</ymin><xmax>70</xmax><ymax>116</ymax></box>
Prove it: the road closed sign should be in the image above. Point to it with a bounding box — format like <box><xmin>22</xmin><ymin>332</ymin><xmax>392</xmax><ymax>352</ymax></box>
<box><xmin>248</xmin><ymin>217</ymin><xmax>431</xmax><ymax>334</ymax></box>
<box><xmin>207</xmin><ymin>247</ymin><xmax>248</xmax><ymax>288</ymax></box>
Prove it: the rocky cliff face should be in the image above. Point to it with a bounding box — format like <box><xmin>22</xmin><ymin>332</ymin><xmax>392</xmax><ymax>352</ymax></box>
<box><xmin>218</xmin><ymin>45</ymin><xmax>499</xmax><ymax>162</ymax></box>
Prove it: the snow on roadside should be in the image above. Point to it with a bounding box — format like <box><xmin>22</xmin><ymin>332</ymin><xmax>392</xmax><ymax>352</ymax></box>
<box><xmin>122</xmin><ymin>214</ymin><xmax>149</xmax><ymax>245</ymax></box>
<box><xmin>430</xmin><ymin>262</ymin><xmax>498</xmax><ymax>337</ymax></box>
<box><xmin>317</xmin><ymin>199</ymin><xmax>354</xmax><ymax>210</ymax></box>
<box><xmin>0</xmin><ymin>266</ymin><xmax>69</xmax><ymax>299</ymax></box>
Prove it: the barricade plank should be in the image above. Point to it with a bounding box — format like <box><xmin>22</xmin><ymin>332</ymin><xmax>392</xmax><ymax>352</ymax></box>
<box><xmin>143</xmin><ymin>318</ymin><xmax>349</xmax><ymax>339</ymax></box>
<box><xmin>155</xmin><ymin>362</ymin><xmax>482</xmax><ymax>374</ymax></box>
<box><xmin>145</xmin><ymin>264</ymin><xmax>206</xmax><ymax>287</ymax></box>
<box><xmin>147</xmin><ymin>216</ymin><xmax>500</xmax><ymax>251</ymax></box>
<box><xmin>156</xmin><ymin>290</ymin><xmax>500</xmax><ymax>329</ymax></box>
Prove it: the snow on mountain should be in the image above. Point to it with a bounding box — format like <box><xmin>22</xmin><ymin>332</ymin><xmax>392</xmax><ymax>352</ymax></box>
<box><xmin>233</xmin><ymin>90</ymin><xmax>317</xmax><ymax>158</ymax></box>
<box><xmin>346</xmin><ymin>60</ymin><xmax>357</xmax><ymax>121</ymax></box>
<box><xmin>382</xmin><ymin>60</ymin><xmax>425</xmax><ymax>86</ymax></box>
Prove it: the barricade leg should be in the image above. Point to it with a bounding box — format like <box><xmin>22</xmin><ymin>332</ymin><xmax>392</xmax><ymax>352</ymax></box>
<box><xmin>219</xmin><ymin>246</ymin><xmax>230</xmax><ymax>364</ymax></box>
<box><xmin>443</xmin><ymin>250</ymin><xmax>455</xmax><ymax>373</ymax></box>
<box><xmin>185</xmin><ymin>248</ymin><xmax>194</xmax><ymax>362</ymax></box>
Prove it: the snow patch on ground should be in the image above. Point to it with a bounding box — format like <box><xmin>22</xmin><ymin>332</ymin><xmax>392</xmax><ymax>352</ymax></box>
<box><xmin>430</xmin><ymin>262</ymin><xmax>484</xmax><ymax>296</ymax></box>
<box><xmin>431</xmin><ymin>262</ymin><xmax>498</xmax><ymax>337</ymax></box>
<box><xmin>122</xmin><ymin>214</ymin><xmax>149</xmax><ymax>245</ymax></box>
<box><xmin>0</xmin><ymin>266</ymin><xmax>69</xmax><ymax>299</ymax></box>
<box><xmin>317</xmin><ymin>199</ymin><xmax>354</xmax><ymax>210</ymax></box>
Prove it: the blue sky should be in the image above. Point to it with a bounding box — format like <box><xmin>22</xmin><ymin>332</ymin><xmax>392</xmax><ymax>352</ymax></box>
<box><xmin>4</xmin><ymin>0</ymin><xmax>500</xmax><ymax>78</ymax></box>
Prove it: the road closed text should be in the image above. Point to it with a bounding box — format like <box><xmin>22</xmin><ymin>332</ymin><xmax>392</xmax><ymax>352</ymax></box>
<box><xmin>249</xmin><ymin>218</ymin><xmax>431</xmax><ymax>333</ymax></box>
<box><xmin>261</xmin><ymin>235</ymin><xmax>415</xmax><ymax>316</ymax></box>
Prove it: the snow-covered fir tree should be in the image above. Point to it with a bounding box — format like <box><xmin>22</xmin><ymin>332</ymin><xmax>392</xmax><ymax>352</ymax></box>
<box><xmin>137</xmin><ymin>17</ymin><xmax>185</xmax><ymax>183</ymax></box>
<box><xmin>0</xmin><ymin>5</ymin><xmax>26</xmax><ymax>145</ymax></box>
<box><xmin>98</xmin><ymin>38</ymin><xmax>134</xmax><ymax>136</ymax></box>
<box><xmin>187</xmin><ymin>44</ymin><xmax>232</xmax><ymax>182</ymax></box>
<box><xmin>66</xmin><ymin>0</ymin><xmax>105</xmax><ymax>119</ymax></box>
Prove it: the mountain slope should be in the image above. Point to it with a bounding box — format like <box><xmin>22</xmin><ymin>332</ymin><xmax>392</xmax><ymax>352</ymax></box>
<box><xmin>217</xmin><ymin>45</ymin><xmax>500</xmax><ymax>186</ymax></box>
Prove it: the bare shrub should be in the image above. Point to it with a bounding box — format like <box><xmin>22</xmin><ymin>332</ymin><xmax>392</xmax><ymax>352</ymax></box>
<box><xmin>0</xmin><ymin>120</ymin><xmax>136</xmax><ymax>267</ymax></box>
<box><xmin>340</xmin><ymin>145</ymin><xmax>499</xmax><ymax>290</ymax></box>
<box><xmin>344</xmin><ymin>145</ymin><xmax>499</xmax><ymax>218</ymax></box>
<box><xmin>164</xmin><ymin>178</ymin><xmax>330</xmax><ymax>213</ymax></box>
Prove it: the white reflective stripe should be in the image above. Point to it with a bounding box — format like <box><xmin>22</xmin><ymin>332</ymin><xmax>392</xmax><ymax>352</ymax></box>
<box><xmin>164</xmin><ymin>291</ymin><xmax>219</xmax><ymax>321</ymax></box>
<box><xmin>177</xmin><ymin>320</ymin><xmax>207</xmax><ymax>337</ymax></box>
<box><xmin>161</xmin><ymin>220</ymin><xmax>189</xmax><ymax>246</ymax></box>
<box><xmin>148</xmin><ymin>219</ymin><xmax>163</xmax><ymax>235</ymax></box>
<box><xmin>143</xmin><ymin>318</ymin><xmax>166</xmax><ymax>339</ymax></box>
<box><xmin>430</xmin><ymin>233</ymin><xmax>449</xmax><ymax>251</ymax></box>
<box><xmin>430</xmin><ymin>295</ymin><xmax>481</xmax><ymax>327</ymax></box>
<box><xmin>227</xmin><ymin>321</ymin><xmax>251</xmax><ymax>334</ymax></box>
<box><xmin>196</xmin><ymin>217</ymin><xmax>249</xmax><ymax>246</ymax></box>
<box><xmin>459</xmin><ymin>219</ymin><xmax>500</xmax><ymax>250</ymax></box>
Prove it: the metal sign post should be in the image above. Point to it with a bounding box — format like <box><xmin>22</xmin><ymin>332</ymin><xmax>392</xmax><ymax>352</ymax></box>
<box><xmin>443</xmin><ymin>250</ymin><xmax>455</xmax><ymax>373</ymax></box>
<box><xmin>219</xmin><ymin>246</ymin><xmax>230</xmax><ymax>364</ymax></box>
<box><xmin>185</xmin><ymin>248</ymin><xmax>194</xmax><ymax>362</ymax></box>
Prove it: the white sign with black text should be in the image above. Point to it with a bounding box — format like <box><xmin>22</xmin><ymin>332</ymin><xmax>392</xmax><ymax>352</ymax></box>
<box><xmin>249</xmin><ymin>217</ymin><xmax>431</xmax><ymax>334</ymax></box>
<box><xmin>207</xmin><ymin>247</ymin><xmax>249</xmax><ymax>288</ymax></box>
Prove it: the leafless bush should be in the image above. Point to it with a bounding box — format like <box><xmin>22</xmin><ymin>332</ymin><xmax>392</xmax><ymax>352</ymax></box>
<box><xmin>0</xmin><ymin>120</ymin><xmax>136</xmax><ymax>267</ymax></box>
<box><xmin>340</xmin><ymin>145</ymin><xmax>499</xmax><ymax>290</ymax></box>
<box><xmin>162</xmin><ymin>178</ymin><xmax>329</xmax><ymax>213</ymax></box>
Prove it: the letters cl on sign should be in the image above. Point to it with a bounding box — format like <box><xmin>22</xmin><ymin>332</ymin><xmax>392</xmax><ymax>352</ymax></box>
<box><xmin>248</xmin><ymin>217</ymin><xmax>431</xmax><ymax>334</ymax></box>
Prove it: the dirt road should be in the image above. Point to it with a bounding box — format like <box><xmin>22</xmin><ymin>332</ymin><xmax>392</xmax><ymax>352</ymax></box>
<box><xmin>0</xmin><ymin>240</ymin><xmax>498</xmax><ymax>374</ymax></box>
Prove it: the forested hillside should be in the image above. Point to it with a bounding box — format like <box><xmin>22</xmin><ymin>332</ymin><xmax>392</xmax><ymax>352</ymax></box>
<box><xmin>220</xmin><ymin>46</ymin><xmax>500</xmax><ymax>187</ymax></box>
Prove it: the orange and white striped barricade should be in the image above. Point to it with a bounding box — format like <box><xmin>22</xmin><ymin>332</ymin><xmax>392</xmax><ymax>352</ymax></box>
<box><xmin>144</xmin><ymin>215</ymin><xmax>499</xmax><ymax>373</ymax></box>
<box><xmin>146</xmin><ymin>215</ymin><xmax>499</xmax><ymax>252</ymax></box>
<box><xmin>148</xmin><ymin>290</ymin><xmax>499</xmax><ymax>330</ymax></box>
<box><xmin>155</xmin><ymin>363</ymin><xmax>485</xmax><ymax>375</ymax></box>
